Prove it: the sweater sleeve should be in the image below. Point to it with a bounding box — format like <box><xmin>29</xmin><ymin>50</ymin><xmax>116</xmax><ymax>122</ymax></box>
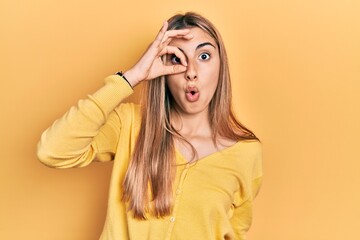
<box><xmin>37</xmin><ymin>75</ymin><xmax>134</xmax><ymax>168</ymax></box>
<box><xmin>230</xmin><ymin>142</ymin><xmax>263</xmax><ymax>239</ymax></box>
<box><xmin>230</xmin><ymin>177</ymin><xmax>263</xmax><ymax>239</ymax></box>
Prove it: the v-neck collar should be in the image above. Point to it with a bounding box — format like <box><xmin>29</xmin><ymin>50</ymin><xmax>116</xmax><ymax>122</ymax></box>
<box><xmin>174</xmin><ymin>140</ymin><xmax>251</xmax><ymax>165</ymax></box>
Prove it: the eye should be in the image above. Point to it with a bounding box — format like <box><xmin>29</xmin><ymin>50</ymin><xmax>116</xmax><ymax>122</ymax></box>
<box><xmin>170</xmin><ymin>54</ymin><xmax>181</xmax><ymax>64</ymax></box>
<box><xmin>199</xmin><ymin>53</ymin><xmax>210</xmax><ymax>61</ymax></box>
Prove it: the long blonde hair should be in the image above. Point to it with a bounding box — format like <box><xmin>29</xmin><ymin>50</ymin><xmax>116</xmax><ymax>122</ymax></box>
<box><xmin>122</xmin><ymin>12</ymin><xmax>258</xmax><ymax>219</ymax></box>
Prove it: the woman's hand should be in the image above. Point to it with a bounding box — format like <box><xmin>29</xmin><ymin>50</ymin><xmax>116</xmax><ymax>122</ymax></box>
<box><xmin>123</xmin><ymin>21</ymin><xmax>193</xmax><ymax>87</ymax></box>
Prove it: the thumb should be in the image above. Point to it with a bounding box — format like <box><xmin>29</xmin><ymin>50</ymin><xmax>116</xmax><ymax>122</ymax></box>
<box><xmin>163</xmin><ymin>65</ymin><xmax>187</xmax><ymax>75</ymax></box>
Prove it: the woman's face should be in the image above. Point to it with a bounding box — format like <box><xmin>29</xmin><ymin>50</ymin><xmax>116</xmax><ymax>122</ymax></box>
<box><xmin>166</xmin><ymin>27</ymin><xmax>220</xmax><ymax>116</ymax></box>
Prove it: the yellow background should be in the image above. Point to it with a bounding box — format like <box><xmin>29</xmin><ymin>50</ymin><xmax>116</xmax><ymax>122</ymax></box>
<box><xmin>1</xmin><ymin>0</ymin><xmax>359</xmax><ymax>239</ymax></box>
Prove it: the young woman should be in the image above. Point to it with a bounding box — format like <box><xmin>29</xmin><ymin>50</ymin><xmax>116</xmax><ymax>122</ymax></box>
<box><xmin>38</xmin><ymin>12</ymin><xmax>262</xmax><ymax>240</ymax></box>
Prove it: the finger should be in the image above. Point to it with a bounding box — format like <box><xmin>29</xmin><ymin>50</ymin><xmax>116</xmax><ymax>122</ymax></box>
<box><xmin>146</xmin><ymin>22</ymin><xmax>168</xmax><ymax>57</ymax></box>
<box><xmin>182</xmin><ymin>33</ymin><xmax>194</xmax><ymax>40</ymax></box>
<box><xmin>160</xmin><ymin>29</ymin><xmax>192</xmax><ymax>44</ymax></box>
<box><xmin>161</xmin><ymin>37</ymin><xmax>172</xmax><ymax>47</ymax></box>
<box><xmin>160</xmin><ymin>30</ymin><xmax>194</xmax><ymax>46</ymax></box>
<box><xmin>160</xmin><ymin>30</ymin><xmax>191</xmax><ymax>44</ymax></box>
<box><xmin>154</xmin><ymin>21</ymin><xmax>168</xmax><ymax>42</ymax></box>
<box><xmin>159</xmin><ymin>46</ymin><xmax>187</xmax><ymax>66</ymax></box>
<box><xmin>166</xmin><ymin>28</ymin><xmax>191</xmax><ymax>36</ymax></box>
<box><xmin>162</xmin><ymin>64</ymin><xmax>187</xmax><ymax>76</ymax></box>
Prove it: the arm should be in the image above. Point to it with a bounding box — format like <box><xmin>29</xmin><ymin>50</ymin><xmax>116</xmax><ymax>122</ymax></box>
<box><xmin>230</xmin><ymin>142</ymin><xmax>263</xmax><ymax>239</ymax></box>
<box><xmin>37</xmin><ymin>75</ymin><xmax>133</xmax><ymax>168</ymax></box>
<box><xmin>37</xmin><ymin>21</ymin><xmax>192</xmax><ymax>168</ymax></box>
<box><xmin>230</xmin><ymin>176</ymin><xmax>263</xmax><ymax>239</ymax></box>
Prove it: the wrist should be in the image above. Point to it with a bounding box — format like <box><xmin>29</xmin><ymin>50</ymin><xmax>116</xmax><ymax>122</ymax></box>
<box><xmin>115</xmin><ymin>71</ymin><xmax>133</xmax><ymax>89</ymax></box>
<box><xmin>122</xmin><ymin>69</ymin><xmax>141</xmax><ymax>87</ymax></box>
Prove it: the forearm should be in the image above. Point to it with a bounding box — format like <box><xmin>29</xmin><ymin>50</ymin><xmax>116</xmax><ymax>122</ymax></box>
<box><xmin>37</xmin><ymin>75</ymin><xmax>133</xmax><ymax>168</ymax></box>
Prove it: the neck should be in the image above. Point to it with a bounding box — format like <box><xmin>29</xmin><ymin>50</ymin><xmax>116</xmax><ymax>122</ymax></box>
<box><xmin>171</xmin><ymin>108</ymin><xmax>212</xmax><ymax>138</ymax></box>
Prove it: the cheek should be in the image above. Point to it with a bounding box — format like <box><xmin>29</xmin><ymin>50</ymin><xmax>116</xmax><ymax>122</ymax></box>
<box><xmin>200</xmin><ymin>62</ymin><xmax>220</xmax><ymax>87</ymax></box>
<box><xmin>166</xmin><ymin>75</ymin><xmax>181</xmax><ymax>95</ymax></box>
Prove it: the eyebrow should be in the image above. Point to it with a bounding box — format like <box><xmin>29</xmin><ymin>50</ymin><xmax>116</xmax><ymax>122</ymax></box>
<box><xmin>196</xmin><ymin>42</ymin><xmax>216</xmax><ymax>50</ymax></box>
<box><xmin>177</xmin><ymin>42</ymin><xmax>216</xmax><ymax>53</ymax></box>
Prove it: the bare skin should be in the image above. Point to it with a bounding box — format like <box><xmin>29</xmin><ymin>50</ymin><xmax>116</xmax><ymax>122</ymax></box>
<box><xmin>123</xmin><ymin>21</ymin><xmax>192</xmax><ymax>86</ymax></box>
<box><xmin>123</xmin><ymin>22</ymin><xmax>235</xmax><ymax>162</ymax></box>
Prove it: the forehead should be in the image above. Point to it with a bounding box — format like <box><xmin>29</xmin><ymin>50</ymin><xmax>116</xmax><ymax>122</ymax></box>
<box><xmin>169</xmin><ymin>27</ymin><xmax>217</xmax><ymax>50</ymax></box>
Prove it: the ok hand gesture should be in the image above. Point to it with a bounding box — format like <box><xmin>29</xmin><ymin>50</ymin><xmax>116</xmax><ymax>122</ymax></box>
<box><xmin>123</xmin><ymin>21</ymin><xmax>193</xmax><ymax>87</ymax></box>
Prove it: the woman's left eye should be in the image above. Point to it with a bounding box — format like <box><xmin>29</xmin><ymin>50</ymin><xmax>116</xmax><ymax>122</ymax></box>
<box><xmin>199</xmin><ymin>53</ymin><xmax>210</xmax><ymax>61</ymax></box>
<box><xmin>170</xmin><ymin>55</ymin><xmax>181</xmax><ymax>64</ymax></box>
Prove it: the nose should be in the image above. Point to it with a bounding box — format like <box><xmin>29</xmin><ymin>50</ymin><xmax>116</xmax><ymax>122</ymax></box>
<box><xmin>185</xmin><ymin>60</ymin><xmax>197</xmax><ymax>81</ymax></box>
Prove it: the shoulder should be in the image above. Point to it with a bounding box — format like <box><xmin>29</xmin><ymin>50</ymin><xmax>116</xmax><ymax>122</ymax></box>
<box><xmin>236</xmin><ymin>140</ymin><xmax>262</xmax><ymax>157</ymax></box>
<box><xmin>113</xmin><ymin>102</ymin><xmax>142</xmax><ymax>128</ymax></box>
<box><xmin>239</xmin><ymin>140</ymin><xmax>263</xmax><ymax>180</ymax></box>
<box><xmin>231</xmin><ymin>140</ymin><xmax>263</xmax><ymax>179</ymax></box>
<box><xmin>221</xmin><ymin>139</ymin><xmax>261</xmax><ymax>165</ymax></box>
<box><xmin>114</xmin><ymin>102</ymin><xmax>141</xmax><ymax>116</ymax></box>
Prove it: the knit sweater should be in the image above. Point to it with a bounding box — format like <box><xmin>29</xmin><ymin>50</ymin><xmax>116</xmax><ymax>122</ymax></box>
<box><xmin>37</xmin><ymin>75</ymin><xmax>263</xmax><ymax>240</ymax></box>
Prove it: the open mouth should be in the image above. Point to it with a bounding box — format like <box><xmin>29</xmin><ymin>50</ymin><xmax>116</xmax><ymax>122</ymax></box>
<box><xmin>186</xmin><ymin>86</ymin><xmax>199</xmax><ymax>94</ymax></box>
<box><xmin>185</xmin><ymin>86</ymin><xmax>200</xmax><ymax>102</ymax></box>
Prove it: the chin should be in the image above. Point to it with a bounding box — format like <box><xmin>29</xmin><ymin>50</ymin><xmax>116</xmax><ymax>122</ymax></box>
<box><xmin>180</xmin><ymin>104</ymin><xmax>209</xmax><ymax>115</ymax></box>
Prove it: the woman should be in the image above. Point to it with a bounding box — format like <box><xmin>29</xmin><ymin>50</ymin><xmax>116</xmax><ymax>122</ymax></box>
<box><xmin>38</xmin><ymin>12</ymin><xmax>262</xmax><ymax>240</ymax></box>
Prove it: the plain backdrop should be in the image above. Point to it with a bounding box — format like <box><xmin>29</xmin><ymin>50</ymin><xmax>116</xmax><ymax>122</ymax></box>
<box><xmin>1</xmin><ymin>0</ymin><xmax>359</xmax><ymax>239</ymax></box>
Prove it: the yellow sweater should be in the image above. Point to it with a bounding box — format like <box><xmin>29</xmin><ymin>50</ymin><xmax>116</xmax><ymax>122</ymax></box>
<box><xmin>37</xmin><ymin>75</ymin><xmax>263</xmax><ymax>240</ymax></box>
